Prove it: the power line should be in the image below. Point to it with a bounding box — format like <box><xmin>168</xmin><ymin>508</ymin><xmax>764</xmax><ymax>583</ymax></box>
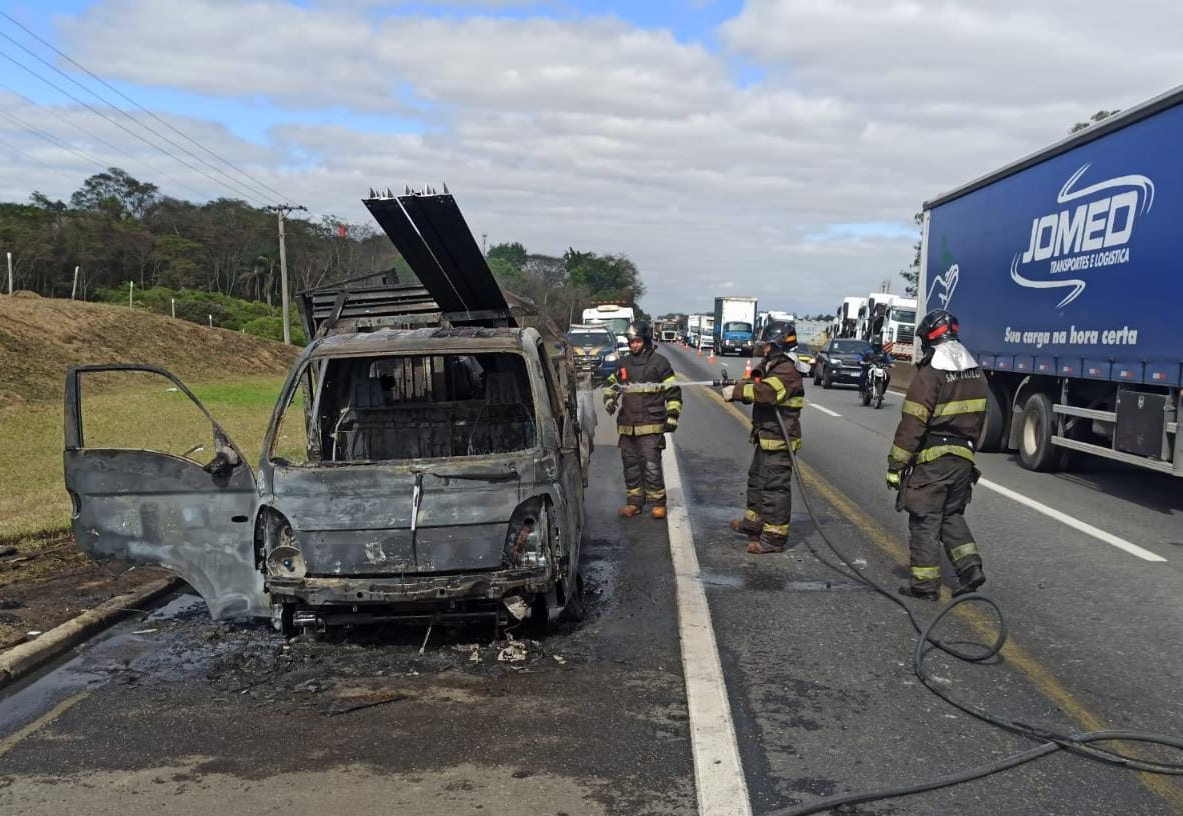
<box><xmin>0</xmin><ymin>31</ymin><xmax>272</xmax><ymax>206</ymax></box>
<box><xmin>0</xmin><ymin>10</ymin><xmax>293</xmax><ymax>204</ymax></box>
<box><xmin>0</xmin><ymin>81</ymin><xmax>208</xmax><ymax>199</ymax></box>
<box><xmin>0</xmin><ymin>49</ymin><xmax>270</xmax><ymax>207</ymax></box>
<box><xmin>0</xmin><ymin>106</ymin><xmax>114</xmax><ymax>173</ymax></box>
<box><xmin>0</xmin><ymin>131</ymin><xmax>82</xmax><ymax>184</ymax></box>
<box><xmin>0</xmin><ymin>29</ymin><xmax>276</xmax><ymax>205</ymax></box>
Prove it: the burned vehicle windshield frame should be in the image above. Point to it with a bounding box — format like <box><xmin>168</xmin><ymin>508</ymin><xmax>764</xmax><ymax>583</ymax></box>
<box><xmin>270</xmin><ymin>349</ymin><xmax>540</xmax><ymax>464</ymax></box>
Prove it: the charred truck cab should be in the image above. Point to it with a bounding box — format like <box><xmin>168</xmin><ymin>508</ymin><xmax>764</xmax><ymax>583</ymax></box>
<box><xmin>64</xmin><ymin>190</ymin><xmax>589</xmax><ymax>632</ymax></box>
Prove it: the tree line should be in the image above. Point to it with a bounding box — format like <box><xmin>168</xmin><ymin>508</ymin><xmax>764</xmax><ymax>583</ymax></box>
<box><xmin>0</xmin><ymin>167</ymin><xmax>645</xmax><ymax>334</ymax></box>
<box><xmin>0</xmin><ymin>167</ymin><xmax>405</xmax><ymax>303</ymax></box>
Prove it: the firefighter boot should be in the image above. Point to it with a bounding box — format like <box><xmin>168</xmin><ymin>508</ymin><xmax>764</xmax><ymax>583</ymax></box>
<box><xmin>619</xmin><ymin>505</ymin><xmax>643</xmax><ymax>518</ymax></box>
<box><xmin>729</xmin><ymin>519</ymin><xmax>761</xmax><ymax>540</ymax></box>
<box><xmin>952</xmin><ymin>565</ymin><xmax>986</xmax><ymax>597</ymax></box>
<box><xmin>898</xmin><ymin>585</ymin><xmax>940</xmax><ymax>602</ymax></box>
<box><xmin>651</xmin><ymin>506</ymin><xmax>667</xmax><ymax>520</ymax></box>
<box><xmin>746</xmin><ymin>535</ymin><xmax>785</xmax><ymax>555</ymax></box>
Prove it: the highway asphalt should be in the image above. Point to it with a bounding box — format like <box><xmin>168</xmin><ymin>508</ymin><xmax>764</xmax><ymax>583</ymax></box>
<box><xmin>1</xmin><ymin>343</ymin><xmax>1181</xmax><ymax>815</ymax></box>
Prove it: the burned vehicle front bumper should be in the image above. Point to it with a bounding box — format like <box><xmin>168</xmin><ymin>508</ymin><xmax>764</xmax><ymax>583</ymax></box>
<box><xmin>266</xmin><ymin>564</ymin><xmax>552</xmax><ymax>606</ymax></box>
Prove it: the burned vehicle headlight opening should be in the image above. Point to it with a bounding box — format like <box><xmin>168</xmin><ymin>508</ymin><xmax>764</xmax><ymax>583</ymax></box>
<box><xmin>503</xmin><ymin>497</ymin><xmax>556</xmax><ymax>571</ymax></box>
<box><xmin>256</xmin><ymin>507</ymin><xmax>306</xmax><ymax>579</ymax></box>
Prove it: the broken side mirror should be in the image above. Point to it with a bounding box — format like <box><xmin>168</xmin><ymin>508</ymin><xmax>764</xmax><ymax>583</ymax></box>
<box><xmin>203</xmin><ymin>449</ymin><xmax>239</xmax><ymax>477</ymax></box>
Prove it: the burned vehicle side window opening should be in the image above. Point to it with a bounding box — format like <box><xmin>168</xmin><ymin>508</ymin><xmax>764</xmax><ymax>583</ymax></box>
<box><xmin>277</xmin><ymin>352</ymin><xmax>538</xmax><ymax>463</ymax></box>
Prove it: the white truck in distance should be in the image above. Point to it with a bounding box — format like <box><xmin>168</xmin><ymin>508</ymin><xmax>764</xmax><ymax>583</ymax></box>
<box><xmin>582</xmin><ymin>304</ymin><xmax>635</xmax><ymax>352</ymax></box>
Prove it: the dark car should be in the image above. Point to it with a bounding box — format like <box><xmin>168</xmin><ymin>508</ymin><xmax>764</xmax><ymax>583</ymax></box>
<box><xmin>812</xmin><ymin>338</ymin><xmax>872</xmax><ymax>388</ymax></box>
<box><xmin>567</xmin><ymin>324</ymin><xmax>620</xmax><ymax>385</ymax></box>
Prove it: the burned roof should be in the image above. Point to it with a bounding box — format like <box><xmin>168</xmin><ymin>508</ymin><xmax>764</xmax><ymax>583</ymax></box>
<box><xmin>306</xmin><ymin>325</ymin><xmax>538</xmax><ymax>358</ymax></box>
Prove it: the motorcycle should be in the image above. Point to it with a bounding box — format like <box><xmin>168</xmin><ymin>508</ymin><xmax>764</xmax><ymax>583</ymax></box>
<box><xmin>860</xmin><ymin>362</ymin><xmax>889</xmax><ymax>409</ymax></box>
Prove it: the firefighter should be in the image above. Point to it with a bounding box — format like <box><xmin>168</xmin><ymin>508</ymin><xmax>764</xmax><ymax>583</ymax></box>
<box><xmin>887</xmin><ymin>309</ymin><xmax>988</xmax><ymax>600</ymax></box>
<box><xmin>603</xmin><ymin>319</ymin><xmax>682</xmax><ymax>519</ymax></box>
<box><xmin>722</xmin><ymin>320</ymin><xmax>805</xmax><ymax>554</ymax></box>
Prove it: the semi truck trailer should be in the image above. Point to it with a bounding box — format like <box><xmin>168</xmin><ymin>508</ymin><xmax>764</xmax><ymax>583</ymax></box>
<box><xmin>920</xmin><ymin>84</ymin><xmax>1183</xmax><ymax>476</ymax></box>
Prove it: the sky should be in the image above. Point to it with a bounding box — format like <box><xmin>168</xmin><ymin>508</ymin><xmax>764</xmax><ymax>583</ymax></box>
<box><xmin>1</xmin><ymin>0</ymin><xmax>1180</xmax><ymax>315</ymax></box>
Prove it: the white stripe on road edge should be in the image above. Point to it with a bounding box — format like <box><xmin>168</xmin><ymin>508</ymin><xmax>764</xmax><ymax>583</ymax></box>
<box><xmin>978</xmin><ymin>477</ymin><xmax>1167</xmax><ymax>563</ymax></box>
<box><xmin>809</xmin><ymin>404</ymin><xmax>842</xmax><ymax>417</ymax></box>
<box><xmin>664</xmin><ymin>435</ymin><xmax>753</xmax><ymax>816</ymax></box>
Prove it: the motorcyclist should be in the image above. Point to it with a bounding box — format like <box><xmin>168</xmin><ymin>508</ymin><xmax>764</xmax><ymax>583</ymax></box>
<box><xmin>858</xmin><ymin>336</ymin><xmax>894</xmax><ymax>395</ymax></box>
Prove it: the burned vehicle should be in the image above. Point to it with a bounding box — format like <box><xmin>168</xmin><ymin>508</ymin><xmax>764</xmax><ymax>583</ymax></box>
<box><xmin>63</xmin><ymin>191</ymin><xmax>589</xmax><ymax>632</ymax></box>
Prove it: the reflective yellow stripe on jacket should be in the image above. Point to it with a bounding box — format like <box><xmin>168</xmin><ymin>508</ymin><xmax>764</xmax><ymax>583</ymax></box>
<box><xmin>933</xmin><ymin>398</ymin><xmax>986</xmax><ymax>417</ymax></box>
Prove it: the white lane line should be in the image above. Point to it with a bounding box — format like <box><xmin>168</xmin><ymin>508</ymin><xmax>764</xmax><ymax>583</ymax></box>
<box><xmin>664</xmin><ymin>436</ymin><xmax>753</xmax><ymax>816</ymax></box>
<box><xmin>977</xmin><ymin>477</ymin><xmax>1167</xmax><ymax>563</ymax></box>
<box><xmin>809</xmin><ymin>403</ymin><xmax>842</xmax><ymax>417</ymax></box>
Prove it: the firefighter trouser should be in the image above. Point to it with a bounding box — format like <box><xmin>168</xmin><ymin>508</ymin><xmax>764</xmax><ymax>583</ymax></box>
<box><xmin>741</xmin><ymin>446</ymin><xmax>793</xmax><ymax>544</ymax></box>
<box><xmin>903</xmin><ymin>455</ymin><xmax>983</xmax><ymax>592</ymax></box>
<box><xmin>619</xmin><ymin>432</ymin><xmax>666</xmax><ymax>507</ymax></box>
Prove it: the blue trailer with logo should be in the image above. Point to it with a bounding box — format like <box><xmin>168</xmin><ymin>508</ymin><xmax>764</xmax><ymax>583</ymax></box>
<box><xmin>920</xmin><ymin>84</ymin><xmax>1183</xmax><ymax>476</ymax></box>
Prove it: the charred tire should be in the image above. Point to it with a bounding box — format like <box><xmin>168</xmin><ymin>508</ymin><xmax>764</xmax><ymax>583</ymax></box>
<box><xmin>1018</xmin><ymin>393</ymin><xmax>1063</xmax><ymax>472</ymax></box>
<box><xmin>560</xmin><ymin>572</ymin><xmax>587</xmax><ymax>623</ymax></box>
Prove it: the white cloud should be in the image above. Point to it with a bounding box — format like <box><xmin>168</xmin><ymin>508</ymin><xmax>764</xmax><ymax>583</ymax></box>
<box><xmin>1</xmin><ymin>0</ymin><xmax>1176</xmax><ymax>314</ymax></box>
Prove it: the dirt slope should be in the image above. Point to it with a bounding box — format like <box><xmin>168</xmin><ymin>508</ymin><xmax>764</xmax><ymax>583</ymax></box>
<box><xmin>0</xmin><ymin>293</ymin><xmax>299</xmax><ymax>408</ymax></box>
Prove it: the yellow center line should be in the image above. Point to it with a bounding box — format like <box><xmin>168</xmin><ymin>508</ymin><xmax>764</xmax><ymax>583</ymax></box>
<box><xmin>688</xmin><ymin>377</ymin><xmax>1183</xmax><ymax>811</ymax></box>
<box><xmin>0</xmin><ymin>689</ymin><xmax>93</xmax><ymax>760</ymax></box>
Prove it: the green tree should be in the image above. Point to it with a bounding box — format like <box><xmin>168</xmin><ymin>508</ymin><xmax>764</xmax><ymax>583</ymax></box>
<box><xmin>1070</xmin><ymin>109</ymin><xmax>1120</xmax><ymax>134</ymax></box>
<box><xmin>70</xmin><ymin>167</ymin><xmax>158</xmax><ymax>219</ymax></box>
<box><xmin>899</xmin><ymin>212</ymin><xmax>922</xmax><ymax>297</ymax></box>
<box><xmin>487</xmin><ymin>241</ymin><xmax>527</xmax><ymax>270</ymax></box>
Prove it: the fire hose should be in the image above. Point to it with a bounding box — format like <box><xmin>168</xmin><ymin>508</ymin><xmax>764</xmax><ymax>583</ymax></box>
<box><xmin>752</xmin><ymin>403</ymin><xmax>1183</xmax><ymax>814</ymax></box>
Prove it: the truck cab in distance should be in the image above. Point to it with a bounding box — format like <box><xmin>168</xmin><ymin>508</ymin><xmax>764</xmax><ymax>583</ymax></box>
<box><xmin>714</xmin><ymin>296</ymin><xmax>758</xmax><ymax>357</ymax></box>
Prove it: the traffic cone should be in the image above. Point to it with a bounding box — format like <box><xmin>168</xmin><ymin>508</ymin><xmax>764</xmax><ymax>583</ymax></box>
<box><xmin>743</xmin><ymin>358</ymin><xmax>752</xmax><ymax>378</ymax></box>
<box><xmin>708</xmin><ymin>348</ymin><xmax>716</xmax><ymax>364</ymax></box>
<box><xmin>697</xmin><ymin>345</ymin><xmax>703</xmax><ymax>357</ymax></box>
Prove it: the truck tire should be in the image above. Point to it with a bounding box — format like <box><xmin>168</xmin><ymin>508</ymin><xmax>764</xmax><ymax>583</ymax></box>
<box><xmin>978</xmin><ymin>382</ymin><xmax>1009</xmax><ymax>453</ymax></box>
<box><xmin>1018</xmin><ymin>393</ymin><xmax>1062</xmax><ymax>472</ymax></box>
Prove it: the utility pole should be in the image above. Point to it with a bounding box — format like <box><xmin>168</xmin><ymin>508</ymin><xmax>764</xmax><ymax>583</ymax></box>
<box><xmin>481</xmin><ymin>233</ymin><xmax>487</xmax><ymax>256</ymax></box>
<box><xmin>6</xmin><ymin>251</ymin><xmax>11</xmax><ymax>295</ymax></box>
<box><xmin>266</xmin><ymin>203</ymin><xmax>307</xmax><ymax>345</ymax></box>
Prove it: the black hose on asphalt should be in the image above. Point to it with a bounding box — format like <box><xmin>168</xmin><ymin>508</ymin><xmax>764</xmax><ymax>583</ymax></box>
<box><xmin>760</xmin><ymin>409</ymin><xmax>1183</xmax><ymax>816</ymax></box>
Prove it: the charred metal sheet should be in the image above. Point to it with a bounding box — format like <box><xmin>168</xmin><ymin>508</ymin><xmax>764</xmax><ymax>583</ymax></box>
<box><xmin>297</xmin><ymin>281</ymin><xmax>440</xmax><ymax>338</ymax></box>
<box><xmin>396</xmin><ymin>193</ymin><xmax>508</xmax><ymax>320</ymax></box>
<box><xmin>65</xmin><ymin>448</ymin><xmax>266</xmax><ymax>619</ymax></box>
<box><xmin>362</xmin><ymin>196</ymin><xmax>451</xmax><ymax>301</ymax></box>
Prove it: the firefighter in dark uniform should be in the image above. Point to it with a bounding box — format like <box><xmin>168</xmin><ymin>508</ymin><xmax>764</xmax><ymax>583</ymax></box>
<box><xmin>723</xmin><ymin>320</ymin><xmax>805</xmax><ymax>554</ymax></box>
<box><xmin>604</xmin><ymin>320</ymin><xmax>682</xmax><ymax>519</ymax></box>
<box><xmin>887</xmin><ymin>309</ymin><xmax>988</xmax><ymax>600</ymax></box>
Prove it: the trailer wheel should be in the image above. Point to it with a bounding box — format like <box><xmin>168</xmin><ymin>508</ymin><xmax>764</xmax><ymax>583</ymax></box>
<box><xmin>1018</xmin><ymin>393</ymin><xmax>1061</xmax><ymax>472</ymax></box>
<box><xmin>978</xmin><ymin>381</ymin><xmax>1009</xmax><ymax>452</ymax></box>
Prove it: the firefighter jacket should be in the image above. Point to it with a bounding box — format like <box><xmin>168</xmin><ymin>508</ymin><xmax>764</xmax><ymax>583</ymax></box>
<box><xmin>604</xmin><ymin>347</ymin><xmax>682</xmax><ymax>436</ymax></box>
<box><xmin>889</xmin><ymin>340</ymin><xmax>987</xmax><ymax>470</ymax></box>
<box><xmin>737</xmin><ymin>352</ymin><xmax>805</xmax><ymax>451</ymax></box>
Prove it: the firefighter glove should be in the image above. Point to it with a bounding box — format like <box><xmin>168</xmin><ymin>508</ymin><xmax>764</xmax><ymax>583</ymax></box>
<box><xmin>604</xmin><ymin>396</ymin><xmax>618</xmax><ymax>416</ymax></box>
<box><xmin>664</xmin><ymin>419</ymin><xmax>678</xmax><ymax>434</ymax></box>
<box><xmin>886</xmin><ymin>468</ymin><xmax>903</xmax><ymax>491</ymax></box>
<box><xmin>721</xmin><ymin>384</ymin><xmax>735</xmax><ymax>401</ymax></box>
